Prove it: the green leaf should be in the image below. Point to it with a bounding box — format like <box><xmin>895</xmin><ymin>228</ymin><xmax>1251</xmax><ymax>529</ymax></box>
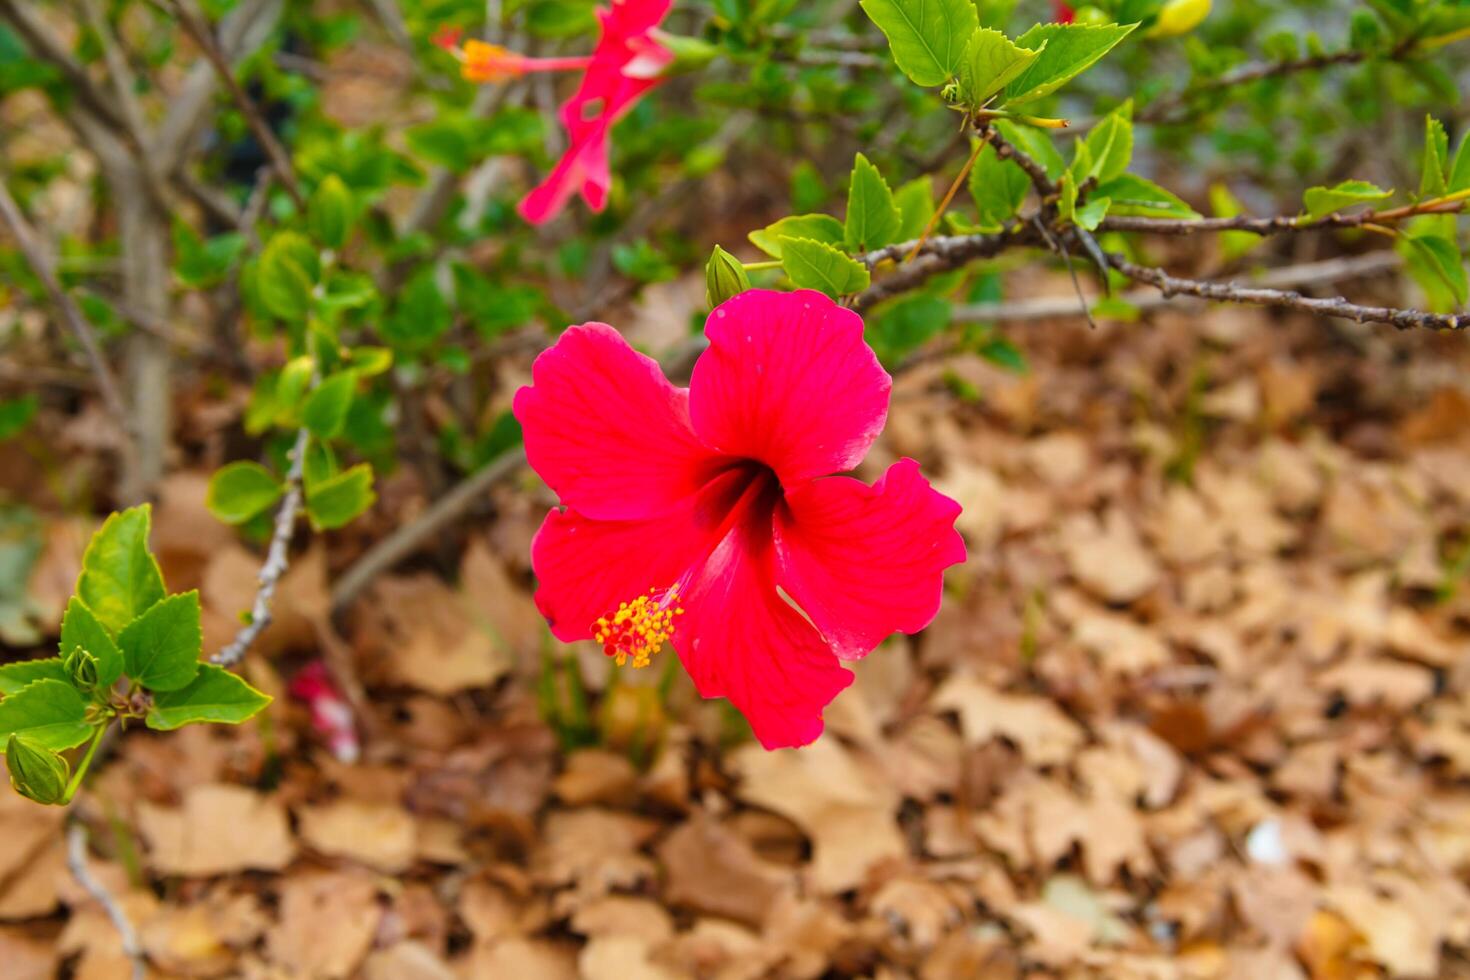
<box><xmin>308</xmin><ymin>174</ymin><xmax>353</xmax><ymax>250</ymax></box>
<box><xmin>958</xmin><ymin>28</ymin><xmax>1042</xmax><ymax>106</ymax></box>
<box><xmin>779</xmin><ymin>238</ymin><xmax>872</xmax><ymax>297</ymax></box>
<box><xmin>206</xmin><ymin>462</ymin><xmax>284</xmax><ymax>525</ymax></box>
<box><xmin>146</xmin><ymin>664</ymin><xmax>273</xmax><ymax>731</ymax></box>
<box><xmin>1074</xmin><ymin>196</ymin><xmax>1111</xmax><ymax>231</ymax></box>
<box><xmin>969</xmin><ymin>142</ymin><xmax>1030</xmax><ymax>228</ymax></box>
<box><xmin>979</xmin><ymin>337</ymin><xmax>1028</xmax><ymax>373</ymax></box>
<box><xmin>894</xmin><ymin>177</ymin><xmax>935</xmax><ymax>240</ymax></box>
<box><xmin>76</xmin><ymin>506</ymin><xmax>166</xmax><ymax>635</ymax></box>
<box><xmin>60</xmin><ymin>597</ymin><xmax>123</xmax><ymax>687</ymax></box>
<box><xmin>845</xmin><ymin>153</ymin><xmax>903</xmax><ymax>251</ymax></box>
<box><xmin>118</xmin><ymin>591</ymin><xmax>202</xmax><ymax>693</ymax></box>
<box><xmin>0</xmin><ymin>680</ymin><xmax>92</xmax><ymax>751</ymax></box>
<box><xmin>868</xmin><ymin>294</ymin><xmax>951</xmax><ymax>364</ymax></box>
<box><xmin>0</xmin><ymin>659</ymin><xmax>68</xmax><ymax>697</ymax></box>
<box><xmin>258</xmin><ymin>234</ymin><xmax>316</xmax><ymax>322</ymax></box>
<box><xmin>1450</xmin><ymin>131</ymin><xmax>1470</xmax><ymax>194</ymax></box>
<box><xmin>379</xmin><ymin>269</ymin><xmax>451</xmax><ymax>350</ymax></box>
<box><xmin>1422</xmin><ymin>115</ymin><xmax>1450</xmax><ymax>199</ymax></box>
<box><xmin>1094</xmin><ymin>173</ymin><xmax>1199</xmax><ymax>218</ymax></box>
<box><xmin>1302</xmin><ymin>180</ymin><xmax>1392</xmax><ymax>220</ymax></box>
<box><xmin>302</xmin><ymin>372</ymin><xmax>357</xmax><ymax>440</ymax></box>
<box><xmin>859</xmin><ymin>0</ymin><xmax>978</xmax><ymax>86</ymax></box>
<box><xmin>305</xmin><ymin>463</ymin><xmax>376</xmax><ymax>530</ymax></box>
<box><xmin>0</xmin><ymin>394</ymin><xmax>37</xmax><ymax>441</ymax></box>
<box><xmin>1404</xmin><ymin>234</ymin><xmax>1468</xmax><ymax>305</ymax></box>
<box><xmin>1082</xmin><ymin>109</ymin><xmax>1133</xmax><ymax>183</ymax></box>
<box><xmin>1004</xmin><ymin>22</ymin><xmax>1137</xmax><ymax>105</ymax></box>
<box><xmin>748</xmin><ymin>214</ymin><xmax>845</xmax><ymax>259</ymax></box>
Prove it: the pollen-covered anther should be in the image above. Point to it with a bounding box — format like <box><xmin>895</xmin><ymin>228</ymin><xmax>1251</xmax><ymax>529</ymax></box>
<box><xmin>458</xmin><ymin>40</ymin><xmax>527</xmax><ymax>82</ymax></box>
<box><xmin>593</xmin><ymin>587</ymin><xmax>684</xmax><ymax>668</ymax></box>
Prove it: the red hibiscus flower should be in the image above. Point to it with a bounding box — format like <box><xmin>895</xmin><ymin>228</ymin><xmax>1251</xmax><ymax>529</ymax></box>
<box><xmin>438</xmin><ymin>0</ymin><xmax>675</xmax><ymax>224</ymax></box>
<box><xmin>514</xmin><ymin>289</ymin><xmax>966</xmax><ymax>749</ymax></box>
<box><xmin>1052</xmin><ymin>0</ymin><xmax>1077</xmax><ymax>22</ymax></box>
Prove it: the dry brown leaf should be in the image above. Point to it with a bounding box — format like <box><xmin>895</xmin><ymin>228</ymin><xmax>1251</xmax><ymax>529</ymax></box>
<box><xmin>0</xmin><ymin>926</ymin><xmax>57</xmax><ymax>980</ymax></box>
<box><xmin>553</xmin><ymin>749</ymin><xmax>638</xmax><ymax>807</ymax></box>
<box><xmin>931</xmin><ymin>674</ymin><xmax>1084</xmax><ymax>766</ymax></box>
<box><xmin>139</xmin><ymin>785</ymin><xmax>296</xmax><ymax>876</ymax></box>
<box><xmin>657</xmin><ymin>812</ymin><xmax>790</xmax><ymax>926</ymax></box>
<box><xmin>1061</xmin><ymin>508</ymin><xmax>1160</xmax><ymax>604</ymax></box>
<box><xmin>373</xmin><ymin>573</ymin><xmax>511</xmax><ymax>694</ymax></box>
<box><xmin>579</xmin><ymin>936</ymin><xmax>681</xmax><ymax>980</ymax></box>
<box><xmin>362</xmin><ymin>941</ymin><xmax>457</xmax><ymax>980</ymax></box>
<box><xmin>455</xmin><ymin>937</ymin><xmax>578</xmax><ymax>980</ymax></box>
<box><xmin>732</xmin><ymin>739</ymin><xmax>903</xmax><ymax>893</ymax></box>
<box><xmin>297</xmin><ymin>800</ymin><xmax>418</xmax><ymax>873</ymax></box>
<box><xmin>266</xmin><ymin>870</ymin><xmax>382</xmax><ymax>979</ymax></box>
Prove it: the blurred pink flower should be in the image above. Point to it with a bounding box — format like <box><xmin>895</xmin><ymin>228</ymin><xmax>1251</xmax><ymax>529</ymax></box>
<box><xmin>289</xmin><ymin>662</ymin><xmax>359</xmax><ymax>763</ymax></box>
<box><xmin>439</xmin><ymin>0</ymin><xmax>675</xmax><ymax>223</ymax></box>
<box><xmin>514</xmin><ymin>289</ymin><xmax>965</xmax><ymax>749</ymax></box>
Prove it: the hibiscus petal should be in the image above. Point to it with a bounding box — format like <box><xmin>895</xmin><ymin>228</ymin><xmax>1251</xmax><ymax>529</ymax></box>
<box><xmin>774</xmin><ymin>459</ymin><xmax>966</xmax><ymax>660</ymax></box>
<box><xmin>514</xmin><ymin>322</ymin><xmax>719</xmax><ymax>520</ymax></box>
<box><xmin>689</xmin><ymin>289</ymin><xmax>891</xmax><ymax>487</ymax></box>
<box><xmin>677</xmin><ymin>517</ymin><xmax>853</xmax><ymax>749</ymax></box>
<box><xmin>530</xmin><ymin>468</ymin><xmax>752</xmax><ymax>643</ymax></box>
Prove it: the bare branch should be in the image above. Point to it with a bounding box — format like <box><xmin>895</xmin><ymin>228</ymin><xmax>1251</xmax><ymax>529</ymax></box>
<box><xmin>0</xmin><ymin>0</ymin><xmax>129</xmax><ymax>134</ymax></box>
<box><xmin>982</xmin><ymin>125</ymin><xmax>1056</xmax><ymax>196</ymax></box>
<box><xmin>158</xmin><ymin>0</ymin><xmax>305</xmax><ymax>209</ymax></box>
<box><xmin>1135</xmin><ymin>42</ymin><xmax>1417</xmax><ymax>126</ymax></box>
<box><xmin>0</xmin><ymin>180</ymin><xmax>134</xmax><ymax>443</ymax></box>
<box><xmin>1106</xmin><ymin>251</ymin><xmax>1468</xmax><ymax>331</ymax></box>
<box><xmin>152</xmin><ymin>0</ymin><xmax>283</xmax><ymax>173</ymax></box>
<box><xmin>213</xmin><ymin>428</ymin><xmax>308</xmax><ymax>667</ymax></box>
<box><xmin>794</xmin><ymin>48</ymin><xmax>886</xmax><ymax>69</ymax></box>
<box><xmin>949</xmin><ymin>251</ymin><xmax>1403</xmax><ymax>323</ymax></box>
<box><xmin>1100</xmin><ymin>194</ymin><xmax>1470</xmax><ymax>237</ymax></box>
<box><xmin>67</xmin><ymin>821</ymin><xmax>145</xmax><ymax>980</ymax></box>
<box><xmin>855</xmin><ymin>225</ymin><xmax>1037</xmax><ymax>312</ymax></box>
<box><xmin>331</xmin><ymin>447</ymin><xmax>527</xmax><ymax>612</ymax></box>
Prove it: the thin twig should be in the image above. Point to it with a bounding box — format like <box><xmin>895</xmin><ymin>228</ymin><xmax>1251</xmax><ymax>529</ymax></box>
<box><xmin>982</xmin><ymin>125</ymin><xmax>1056</xmax><ymax>196</ymax></box>
<box><xmin>949</xmin><ymin>250</ymin><xmax>1403</xmax><ymax>323</ymax></box>
<box><xmin>67</xmin><ymin>821</ymin><xmax>145</xmax><ymax>980</ymax></box>
<box><xmin>1106</xmin><ymin>251</ymin><xmax>1468</xmax><ymax>331</ymax></box>
<box><xmin>1100</xmin><ymin>192</ymin><xmax>1470</xmax><ymax>237</ymax></box>
<box><xmin>330</xmin><ymin>446</ymin><xmax>527</xmax><ymax>612</ymax></box>
<box><xmin>156</xmin><ymin>0</ymin><xmax>305</xmax><ymax>210</ymax></box>
<box><xmin>0</xmin><ymin>180</ymin><xmax>134</xmax><ymax>439</ymax></box>
<box><xmin>794</xmin><ymin>48</ymin><xmax>886</xmax><ymax>69</ymax></box>
<box><xmin>213</xmin><ymin>428</ymin><xmax>308</xmax><ymax>666</ymax></box>
<box><xmin>855</xmin><ymin>225</ymin><xmax>1036</xmax><ymax>312</ymax></box>
<box><xmin>1135</xmin><ymin>43</ymin><xmax>1414</xmax><ymax>126</ymax></box>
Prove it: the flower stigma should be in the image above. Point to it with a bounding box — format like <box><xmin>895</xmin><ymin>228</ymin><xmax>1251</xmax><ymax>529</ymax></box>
<box><xmin>594</xmin><ymin>586</ymin><xmax>684</xmax><ymax>668</ymax></box>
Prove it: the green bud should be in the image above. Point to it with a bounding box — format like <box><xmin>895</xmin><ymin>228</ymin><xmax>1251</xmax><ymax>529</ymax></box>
<box><xmin>705</xmin><ymin>246</ymin><xmax>751</xmax><ymax>309</ymax></box>
<box><xmin>63</xmin><ymin>647</ymin><xmax>101</xmax><ymax>693</ymax></box>
<box><xmin>6</xmin><ymin>735</ymin><xmax>71</xmax><ymax>806</ymax></box>
<box><xmin>650</xmin><ymin>31</ymin><xmax>720</xmax><ymax>77</ymax></box>
<box><xmin>308</xmin><ymin>174</ymin><xmax>353</xmax><ymax>251</ymax></box>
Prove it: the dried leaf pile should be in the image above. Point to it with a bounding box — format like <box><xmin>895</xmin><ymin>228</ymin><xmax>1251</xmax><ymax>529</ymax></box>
<box><xmin>6</xmin><ymin>290</ymin><xmax>1470</xmax><ymax>979</ymax></box>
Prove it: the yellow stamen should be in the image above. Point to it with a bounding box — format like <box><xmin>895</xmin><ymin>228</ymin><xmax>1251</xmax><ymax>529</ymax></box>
<box><xmin>460</xmin><ymin>40</ymin><xmax>525</xmax><ymax>82</ymax></box>
<box><xmin>593</xmin><ymin>586</ymin><xmax>684</xmax><ymax>669</ymax></box>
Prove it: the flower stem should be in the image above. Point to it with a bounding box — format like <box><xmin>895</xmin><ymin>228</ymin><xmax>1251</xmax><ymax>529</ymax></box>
<box><xmin>905</xmin><ymin>136</ymin><xmax>987</xmax><ymax>263</ymax></box>
<box><xmin>62</xmin><ymin>723</ymin><xmax>109</xmax><ymax>805</ymax></box>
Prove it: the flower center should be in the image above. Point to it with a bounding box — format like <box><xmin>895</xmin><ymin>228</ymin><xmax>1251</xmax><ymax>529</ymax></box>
<box><xmin>593</xmin><ymin>586</ymin><xmax>684</xmax><ymax>669</ymax></box>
